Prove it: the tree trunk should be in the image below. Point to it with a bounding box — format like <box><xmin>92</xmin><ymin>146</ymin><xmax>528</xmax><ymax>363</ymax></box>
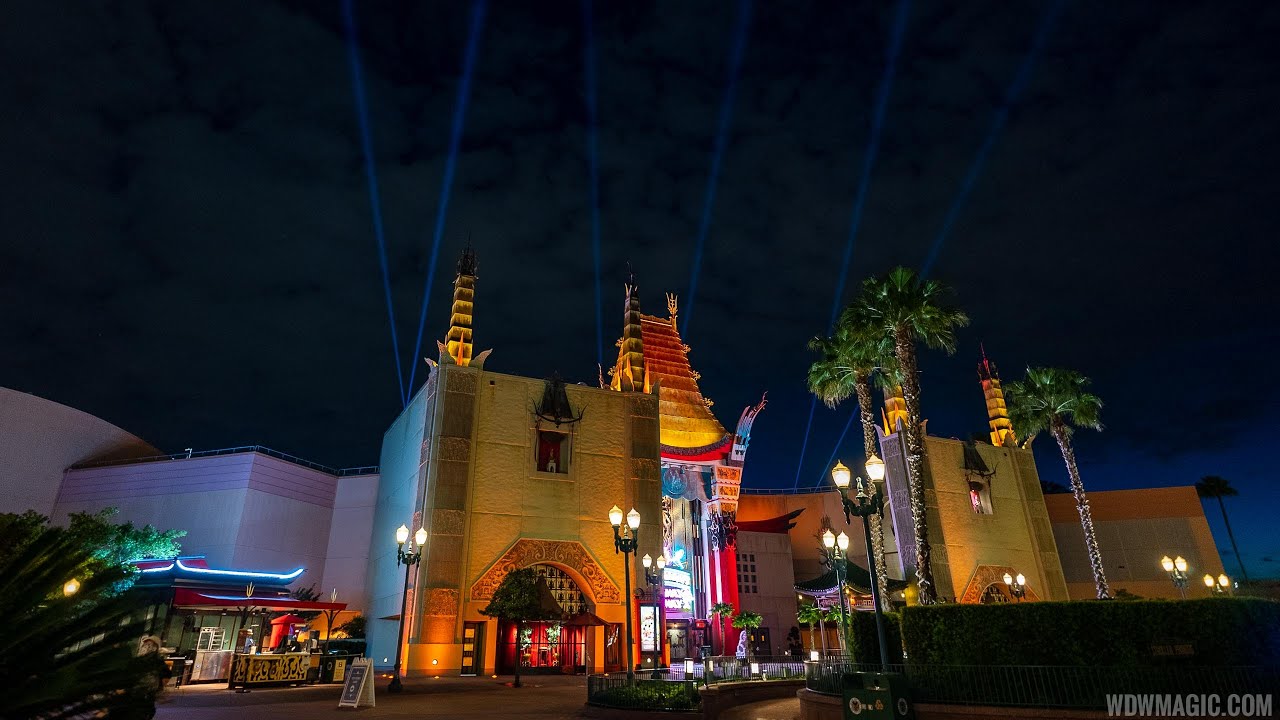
<box><xmin>1218</xmin><ymin>496</ymin><xmax>1249</xmax><ymax>583</ymax></box>
<box><xmin>1051</xmin><ymin>420</ymin><xmax>1110</xmax><ymax>599</ymax></box>
<box><xmin>854</xmin><ymin>374</ymin><xmax>892</xmax><ymax>612</ymax></box>
<box><xmin>894</xmin><ymin>327</ymin><xmax>936</xmax><ymax>604</ymax></box>
<box><xmin>514</xmin><ymin>620</ymin><xmax>523</xmax><ymax>688</ymax></box>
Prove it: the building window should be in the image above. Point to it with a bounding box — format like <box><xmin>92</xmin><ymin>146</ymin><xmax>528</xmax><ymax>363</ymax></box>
<box><xmin>536</xmin><ymin>429</ymin><xmax>569</xmax><ymax>474</ymax></box>
<box><xmin>969</xmin><ymin>481</ymin><xmax>993</xmax><ymax>515</ymax></box>
<box><xmin>736</xmin><ymin>553</ymin><xmax>758</xmax><ymax>594</ymax></box>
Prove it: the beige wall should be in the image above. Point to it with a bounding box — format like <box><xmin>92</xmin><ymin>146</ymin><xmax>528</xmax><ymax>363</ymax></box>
<box><xmin>879</xmin><ymin>432</ymin><xmax>1069</xmax><ymax>603</ymax></box>
<box><xmin>1046</xmin><ymin>487</ymin><xmax>1227</xmax><ymax>600</ymax></box>
<box><xmin>738</xmin><ymin>491</ymin><xmax>882</xmax><ymax>585</ymax></box>
<box><xmin>403</xmin><ymin>365</ymin><xmax>661</xmax><ymax>675</ymax></box>
<box><xmin>736</xmin><ymin>530</ymin><xmax>799</xmax><ymax>655</ymax></box>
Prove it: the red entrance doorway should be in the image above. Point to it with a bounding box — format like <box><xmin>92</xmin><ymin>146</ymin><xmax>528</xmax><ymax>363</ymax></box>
<box><xmin>496</xmin><ymin>621</ymin><xmax>588</xmax><ymax>674</ymax></box>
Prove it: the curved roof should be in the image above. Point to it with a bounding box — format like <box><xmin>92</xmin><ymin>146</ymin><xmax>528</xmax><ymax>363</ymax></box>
<box><xmin>0</xmin><ymin>387</ymin><xmax>158</xmax><ymax>515</ymax></box>
<box><xmin>638</xmin><ymin>314</ymin><xmax>729</xmax><ymax>451</ymax></box>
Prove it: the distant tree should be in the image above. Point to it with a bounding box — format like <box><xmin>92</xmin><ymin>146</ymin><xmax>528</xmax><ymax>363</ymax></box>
<box><xmin>1196</xmin><ymin>476</ymin><xmax>1248</xmax><ymax>583</ymax></box>
<box><xmin>480</xmin><ymin>569</ymin><xmax>558</xmax><ymax>688</ymax></box>
<box><xmin>731</xmin><ymin>611</ymin><xmax>764</xmax><ymax>659</ymax></box>
<box><xmin>856</xmin><ymin>267</ymin><xmax>969</xmax><ymax>604</ymax></box>
<box><xmin>0</xmin><ymin>508</ymin><xmax>185</xmax><ymax>596</ymax></box>
<box><xmin>709</xmin><ymin>602</ymin><xmax>736</xmax><ymax>656</ymax></box>
<box><xmin>796</xmin><ymin>604</ymin><xmax>822</xmax><ymax>655</ymax></box>
<box><xmin>0</xmin><ymin>522</ymin><xmax>165</xmax><ymax>719</ymax></box>
<box><xmin>335</xmin><ymin>614</ymin><xmax>366</xmax><ymax>639</ymax></box>
<box><xmin>1040</xmin><ymin>480</ymin><xmax>1070</xmax><ymax>495</ymax></box>
<box><xmin>287</xmin><ymin>584</ymin><xmax>322</xmax><ymax>621</ymax></box>
<box><xmin>1007</xmin><ymin>367</ymin><xmax>1109</xmax><ymax>599</ymax></box>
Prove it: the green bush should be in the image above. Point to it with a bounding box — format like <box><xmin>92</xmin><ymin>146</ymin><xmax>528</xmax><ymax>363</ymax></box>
<box><xmin>901</xmin><ymin>598</ymin><xmax>1280</xmax><ymax>666</ymax></box>
<box><xmin>592</xmin><ymin>680</ymin><xmax>701</xmax><ymax>710</ymax></box>
<box><xmin>848</xmin><ymin>610</ymin><xmax>904</xmax><ymax>664</ymax></box>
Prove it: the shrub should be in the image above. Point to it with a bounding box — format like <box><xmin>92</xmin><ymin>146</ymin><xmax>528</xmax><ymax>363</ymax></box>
<box><xmin>848</xmin><ymin>610</ymin><xmax>903</xmax><ymax>664</ymax></box>
<box><xmin>592</xmin><ymin>680</ymin><xmax>701</xmax><ymax>710</ymax></box>
<box><xmin>900</xmin><ymin>598</ymin><xmax>1280</xmax><ymax>666</ymax></box>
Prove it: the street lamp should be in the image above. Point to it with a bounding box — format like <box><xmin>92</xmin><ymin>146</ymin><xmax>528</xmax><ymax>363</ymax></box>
<box><xmin>63</xmin><ymin>578</ymin><xmax>80</xmax><ymax>597</ymax></box>
<box><xmin>1002</xmin><ymin>572</ymin><xmax>1026</xmax><ymax>602</ymax></box>
<box><xmin>641</xmin><ymin>553</ymin><xmax>666</xmax><ymax>678</ymax></box>
<box><xmin>389</xmin><ymin>524</ymin><xmax>428</xmax><ymax>693</ymax></box>
<box><xmin>1161</xmin><ymin>555</ymin><xmax>1189</xmax><ymax>600</ymax></box>
<box><xmin>610</xmin><ymin>505</ymin><xmax>642</xmax><ymax>682</ymax></box>
<box><xmin>821</xmin><ymin>529</ymin><xmax>852</xmax><ymax>658</ymax></box>
<box><xmin>830</xmin><ymin>455</ymin><xmax>891</xmax><ymax>671</ymax></box>
<box><xmin>1204</xmin><ymin>573</ymin><xmax>1231</xmax><ymax>595</ymax></box>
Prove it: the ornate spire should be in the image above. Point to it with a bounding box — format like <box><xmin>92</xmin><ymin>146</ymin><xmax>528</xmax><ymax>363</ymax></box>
<box><xmin>444</xmin><ymin>246</ymin><xmax>477</xmax><ymax>367</ymax></box>
<box><xmin>978</xmin><ymin>345</ymin><xmax>1017</xmax><ymax>447</ymax></box>
<box><xmin>610</xmin><ymin>275</ymin><xmax>647</xmax><ymax>392</ymax></box>
<box><xmin>666</xmin><ymin>293</ymin><xmax>678</xmax><ymax>329</ymax></box>
<box><xmin>882</xmin><ymin>385</ymin><xmax>909</xmax><ymax>435</ymax></box>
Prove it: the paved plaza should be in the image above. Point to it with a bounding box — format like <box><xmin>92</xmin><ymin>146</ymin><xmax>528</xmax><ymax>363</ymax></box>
<box><xmin>153</xmin><ymin>676</ymin><xmax>801</xmax><ymax>720</ymax></box>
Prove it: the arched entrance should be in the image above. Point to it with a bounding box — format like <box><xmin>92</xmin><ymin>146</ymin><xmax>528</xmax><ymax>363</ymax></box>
<box><xmin>495</xmin><ymin>564</ymin><xmax>593</xmax><ymax>675</ymax></box>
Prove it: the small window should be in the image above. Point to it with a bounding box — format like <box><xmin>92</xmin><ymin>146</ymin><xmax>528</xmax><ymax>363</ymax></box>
<box><xmin>969</xmin><ymin>481</ymin><xmax>993</xmax><ymax>515</ymax></box>
<box><xmin>536</xmin><ymin>429</ymin><xmax>569</xmax><ymax>474</ymax></box>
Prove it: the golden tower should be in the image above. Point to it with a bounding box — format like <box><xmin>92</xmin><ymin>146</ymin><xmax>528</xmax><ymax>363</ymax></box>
<box><xmin>978</xmin><ymin>346</ymin><xmax>1017</xmax><ymax>447</ymax></box>
<box><xmin>444</xmin><ymin>247</ymin><xmax>477</xmax><ymax>366</ymax></box>
<box><xmin>610</xmin><ymin>279</ymin><xmax>647</xmax><ymax>393</ymax></box>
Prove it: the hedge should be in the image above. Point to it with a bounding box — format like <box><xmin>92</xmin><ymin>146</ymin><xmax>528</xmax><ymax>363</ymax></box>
<box><xmin>900</xmin><ymin>597</ymin><xmax>1280</xmax><ymax>666</ymax></box>
<box><xmin>590</xmin><ymin>680</ymin><xmax>701</xmax><ymax>710</ymax></box>
<box><xmin>848</xmin><ymin>610</ymin><xmax>904</xmax><ymax>664</ymax></box>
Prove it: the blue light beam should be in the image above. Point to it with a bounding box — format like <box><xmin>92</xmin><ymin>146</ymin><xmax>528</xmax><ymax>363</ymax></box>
<box><xmin>342</xmin><ymin>0</ymin><xmax>407</xmax><ymax>407</ymax></box>
<box><xmin>405</xmin><ymin>0</ymin><xmax>488</xmax><ymax>395</ymax></box>
<box><xmin>681</xmin><ymin>0</ymin><xmax>754</xmax><ymax>337</ymax></box>
<box><xmin>920</xmin><ymin>0</ymin><xmax>1066</xmax><ymax>279</ymax></box>
<box><xmin>793</xmin><ymin>0</ymin><xmax>911</xmax><ymax>490</ymax></box>
<box><xmin>813</xmin><ymin>406</ymin><xmax>861</xmax><ymax>488</ymax></box>
<box><xmin>583</xmin><ymin>0</ymin><xmax>604</xmax><ymax>368</ymax></box>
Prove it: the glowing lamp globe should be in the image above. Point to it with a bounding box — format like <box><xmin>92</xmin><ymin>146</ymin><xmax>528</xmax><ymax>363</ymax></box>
<box><xmin>822</xmin><ymin>529</ymin><xmax>836</xmax><ymax>549</ymax></box>
<box><xmin>836</xmin><ymin>531</ymin><xmax>850</xmax><ymax>552</ymax></box>
<box><xmin>608</xmin><ymin>505</ymin><xmax>624</xmax><ymax>527</ymax></box>
<box><xmin>1016</xmin><ymin>573</ymin><xmax>1025</xmax><ymax>586</ymax></box>
<box><xmin>1203</xmin><ymin>574</ymin><xmax>1215</xmax><ymax>588</ymax></box>
<box><xmin>627</xmin><ymin>508</ymin><xmax>641</xmax><ymax>530</ymax></box>
<box><xmin>63</xmin><ymin>578</ymin><xmax>80</xmax><ymax>597</ymax></box>
<box><xmin>684</xmin><ymin>659</ymin><xmax>694</xmax><ymax>674</ymax></box>
<box><xmin>642</xmin><ymin>554</ymin><xmax>652</xmax><ymax>569</ymax></box>
<box><xmin>865</xmin><ymin>453</ymin><xmax>886</xmax><ymax>482</ymax></box>
<box><xmin>657</xmin><ymin>555</ymin><xmax>667</xmax><ymax>571</ymax></box>
<box><xmin>1218</xmin><ymin>574</ymin><xmax>1230</xmax><ymax>588</ymax></box>
<box><xmin>1174</xmin><ymin>556</ymin><xmax>1188</xmax><ymax>573</ymax></box>
<box><xmin>396</xmin><ymin>524</ymin><xmax>410</xmax><ymax>545</ymax></box>
<box><xmin>831</xmin><ymin>460</ymin><xmax>852</xmax><ymax>490</ymax></box>
<box><xmin>415</xmin><ymin>527</ymin><xmax>428</xmax><ymax>546</ymax></box>
<box><xmin>1003</xmin><ymin>572</ymin><xmax>1014</xmax><ymax>586</ymax></box>
<box><xmin>1160</xmin><ymin>556</ymin><xmax>1174</xmax><ymax>572</ymax></box>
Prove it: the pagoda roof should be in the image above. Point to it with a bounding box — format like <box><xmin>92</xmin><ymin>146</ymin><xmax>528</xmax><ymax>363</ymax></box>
<box><xmin>638</xmin><ymin>314</ymin><xmax>730</xmax><ymax>453</ymax></box>
<box><xmin>795</xmin><ymin>559</ymin><xmax>911</xmax><ymax>596</ymax></box>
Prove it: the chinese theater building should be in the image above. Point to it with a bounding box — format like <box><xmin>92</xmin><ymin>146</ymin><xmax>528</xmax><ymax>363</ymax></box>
<box><xmin>366</xmin><ymin>251</ymin><xmax>766</xmax><ymax>677</ymax></box>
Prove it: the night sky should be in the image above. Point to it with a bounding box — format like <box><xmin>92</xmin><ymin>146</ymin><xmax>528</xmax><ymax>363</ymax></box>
<box><xmin>2</xmin><ymin>2</ymin><xmax>1277</xmax><ymax>577</ymax></box>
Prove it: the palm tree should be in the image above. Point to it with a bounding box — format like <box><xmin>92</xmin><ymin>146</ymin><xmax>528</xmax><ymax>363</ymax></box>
<box><xmin>731</xmin><ymin>611</ymin><xmax>763</xmax><ymax>660</ymax></box>
<box><xmin>796</xmin><ymin>604</ymin><xmax>822</xmax><ymax>655</ymax></box>
<box><xmin>808</xmin><ymin>312</ymin><xmax>896</xmax><ymax>610</ymax></box>
<box><xmin>1196</xmin><ymin>476</ymin><xmax>1248</xmax><ymax>583</ymax></box>
<box><xmin>856</xmin><ymin>267</ymin><xmax>969</xmax><ymax>604</ymax></box>
<box><xmin>1006</xmin><ymin>367</ymin><xmax>1110</xmax><ymax>599</ymax></box>
<box><xmin>709</xmin><ymin>602</ymin><xmax>735</xmax><ymax>657</ymax></box>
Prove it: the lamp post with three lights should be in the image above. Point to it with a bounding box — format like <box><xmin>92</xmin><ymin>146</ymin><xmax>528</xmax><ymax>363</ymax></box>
<box><xmin>389</xmin><ymin>524</ymin><xmax>427</xmax><ymax>693</ymax></box>
<box><xmin>642</xmin><ymin>553</ymin><xmax>666</xmax><ymax>678</ymax></box>
<box><xmin>820</xmin><ymin>529</ymin><xmax>851</xmax><ymax>657</ymax></box>
<box><xmin>609</xmin><ymin>505</ymin><xmax>642</xmax><ymax>683</ymax></box>
<box><xmin>829</xmin><ymin>454</ymin><xmax>891</xmax><ymax>671</ymax></box>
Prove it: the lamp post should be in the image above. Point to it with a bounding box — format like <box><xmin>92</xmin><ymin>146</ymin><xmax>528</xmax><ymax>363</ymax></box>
<box><xmin>1002</xmin><ymin>572</ymin><xmax>1026</xmax><ymax>602</ymax></box>
<box><xmin>62</xmin><ymin>578</ymin><xmax>80</xmax><ymax>597</ymax></box>
<box><xmin>389</xmin><ymin>524</ymin><xmax>427</xmax><ymax>693</ymax></box>
<box><xmin>642</xmin><ymin>553</ymin><xmax>666</xmax><ymax>678</ymax></box>
<box><xmin>830</xmin><ymin>455</ymin><xmax>891</xmax><ymax>671</ymax></box>
<box><xmin>1161</xmin><ymin>555</ymin><xmax>1189</xmax><ymax>600</ymax></box>
<box><xmin>1204</xmin><ymin>573</ymin><xmax>1231</xmax><ymax>595</ymax></box>
<box><xmin>821</xmin><ymin>529</ymin><xmax>852</xmax><ymax>658</ymax></box>
<box><xmin>610</xmin><ymin>505</ymin><xmax>642</xmax><ymax>683</ymax></box>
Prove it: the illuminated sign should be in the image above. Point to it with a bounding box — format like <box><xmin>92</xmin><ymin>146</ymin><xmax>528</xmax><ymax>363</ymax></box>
<box><xmin>663</xmin><ymin>568</ymin><xmax>694</xmax><ymax>615</ymax></box>
<box><xmin>639</xmin><ymin>605</ymin><xmax>660</xmax><ymax>652</ymax></box>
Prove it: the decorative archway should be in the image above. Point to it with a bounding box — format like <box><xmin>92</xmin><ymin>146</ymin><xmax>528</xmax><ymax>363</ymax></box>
<box><xmin>959</xmin><ymin>564</ymin><xmax>1041</xmax><ymax>604</ymax></box>
<box><xmin>469</xmin><ymin>538</ymin><xmax>621</xmax><ymax>604</ymax></box>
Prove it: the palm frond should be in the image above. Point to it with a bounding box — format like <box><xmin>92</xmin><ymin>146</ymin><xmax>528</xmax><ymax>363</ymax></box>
<box><xmin>1006</xmin><ymin>366</ymin><xmax>1104</xmax><ymax>438</ymax></box>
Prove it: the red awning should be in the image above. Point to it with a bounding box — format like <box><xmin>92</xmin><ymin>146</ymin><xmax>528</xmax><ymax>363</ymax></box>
<box><xmin>172</xmin><ymin>589</ymin><xmax>346</xmax><ymax>612</ymax></box>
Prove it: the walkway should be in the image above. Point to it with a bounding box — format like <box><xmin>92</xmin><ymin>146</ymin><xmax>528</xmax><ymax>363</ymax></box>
<box><xmin>156</xmin><ymin>675</ymin><xmax>590</xmax><ymax>719</ymax></box>
<box><xmin>718</xmin><ymin>697</ymin><xmax>801</xmax><ymax>720</ymax></box>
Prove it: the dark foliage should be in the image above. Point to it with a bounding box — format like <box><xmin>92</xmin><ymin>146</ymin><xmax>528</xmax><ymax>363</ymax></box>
<box><xmin>0</xmin><ymin>523</ymin><xmax>166</xmax><ymax>719</ymax></box>
<box><xmin>847</xmin><ymin>610</ymin><xmax>904</xmax><ymax>665</ymax></box>
<box><xmin>901</xmin><ymin>598</ymin><xmax>1280</xmax><ymax>666</ymax></box>
<box><xmin>335</xmin><ymin>614</ymin><xmax>366</xmax><ymax>639</ymax></box>
<box><xmin>591</xmin><ymin>680</ymin><xmax>701</xmax><ymax>710</ymax></box>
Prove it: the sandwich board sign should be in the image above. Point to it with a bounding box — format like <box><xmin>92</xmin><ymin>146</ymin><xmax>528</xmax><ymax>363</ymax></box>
<box><xmin>338</xmin><ymin>658</ymin><xmax>375</xmax><ymax>709</ymax></box>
